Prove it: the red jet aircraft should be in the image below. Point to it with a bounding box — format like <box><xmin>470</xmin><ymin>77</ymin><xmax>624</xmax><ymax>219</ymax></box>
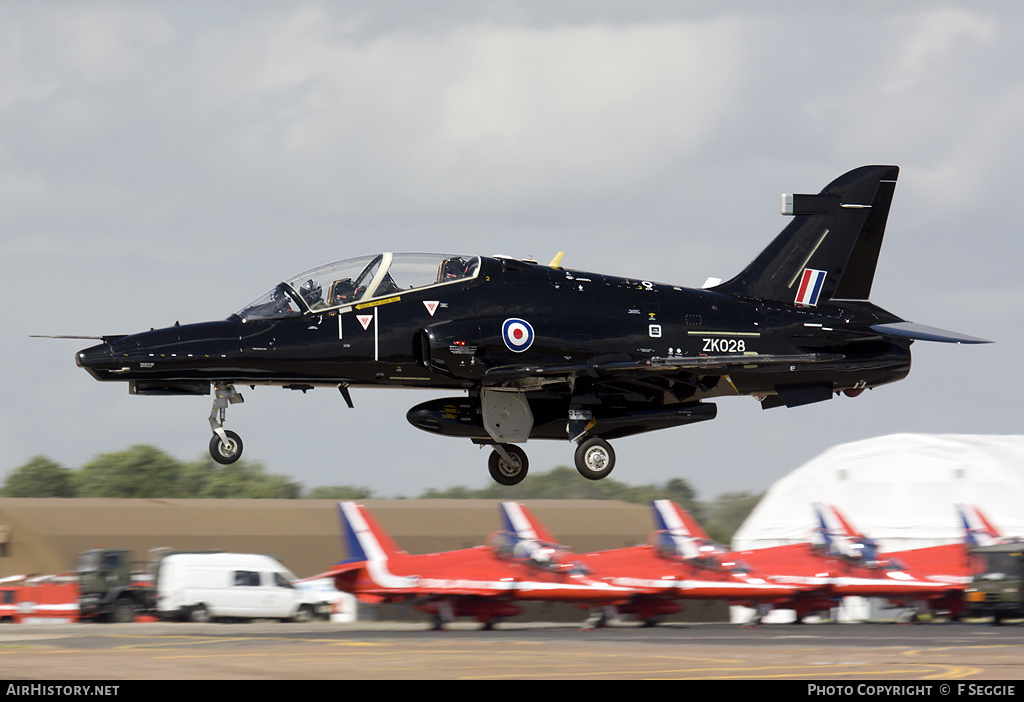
<box><xmin>314</xmin><ymin>501</ymin><xmax>635</xmax><ymax>629</ymax></box>
<box><xmin>503</xmin><ymin>499</ymin><xmax>812</xmax><ymax>627</ymax></box>
<box><xmin>813</xmin><ymin>503</ymin><xmax>1012</xmax><ymax>619</ymax></box>
<box><xmin>727</xmin><ymin>503</ymin><xmax>967</xmax><ymax>621</ymax></box>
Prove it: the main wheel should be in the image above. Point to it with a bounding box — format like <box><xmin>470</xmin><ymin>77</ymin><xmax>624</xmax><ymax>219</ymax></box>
<box><xmin>575</xmin><ymin>437</ymin><xmax>615</xmax><ymax>480</ymax></box>
<box><xmin>210</xmin><ymin>430</ymin><xmax>243</xmax><ymax>464</ymax></box>
<box><xmin>488</xmin><ymin>445</ymin><xmax>529</xmax><ymax>486</ymax></box>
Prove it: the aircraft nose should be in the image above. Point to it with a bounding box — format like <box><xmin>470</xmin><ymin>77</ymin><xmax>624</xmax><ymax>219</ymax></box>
<box><xmin>76</xmin><ymin>321</ymin><xmax>242</xmax><ymax>379</ymax></box>
<box><xmin>77</xmin><ymin>341</ymin><xmax>110</xmax><ymax>367</ymax></box>
<box><xmin>76</xmin><ymin>340</ymin><xmax>122</xmax><ymax>379</ymax></box>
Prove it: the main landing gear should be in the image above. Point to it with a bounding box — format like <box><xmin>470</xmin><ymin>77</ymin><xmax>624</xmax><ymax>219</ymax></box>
<box><xmin>209</xmin><ymin>382</ymin><xmax>244</xmax><ymax>464</ymax></box>
<box><xmin>488</xmin><ymin>444</ymin><xmax>529</xmax><ymax>486</ymax></box>
<box><xmin>485</xmin><ymin>436</ymin><xmax>617</xmax><ymax>486</ymax></box>
<box><xmin>574</xmin><ymin>437</ymin><xmax>615</xmax><ymax>481</ymax></box>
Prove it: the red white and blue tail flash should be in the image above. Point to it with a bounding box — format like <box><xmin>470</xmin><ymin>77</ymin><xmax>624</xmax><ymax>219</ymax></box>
<box><xmin>500</xmin><ymin>502</ymin><xmax>559</xmax><ymax>544</ymax></box>
<box><xmin>651</xmin><ymin>500</ymin><xmax>711</xmax><ymax>540</ymax></box>
<box><xmin>959</xmin><ymin>504</ymin><xmax>1004</xmax><ymax>547</ymax></box>
<box><xmin>795</xmin><ymin>268</ymin><xmax>827</xmax><ymax>307</ymax></box>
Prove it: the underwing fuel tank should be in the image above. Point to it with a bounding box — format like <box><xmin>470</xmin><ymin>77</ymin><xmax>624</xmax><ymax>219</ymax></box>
<box><xmin>406</xmin><ymin>396</ymin><xmax>717</xmax><ymax>442</ymax></box>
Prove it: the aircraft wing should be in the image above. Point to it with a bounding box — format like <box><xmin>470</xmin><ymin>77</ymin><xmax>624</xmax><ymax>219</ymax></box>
<box><xmin>483</xmin><ymin>352</ymin><xmax>844</xmax><ymax>383</ymax></box>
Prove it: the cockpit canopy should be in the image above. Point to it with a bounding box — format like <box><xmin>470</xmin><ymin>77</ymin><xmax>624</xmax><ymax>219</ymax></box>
<box><xmin>485</xmin><ymin>531</ymin><xmax>591</xmax><ymax>575</ymax></box>
<box><xmin>236</xmin><ymin>253</ymin><xmax>480</xmax><ymax>322</ymax></box>
<box><xmin>814</xmin><ymin>533</ymin><xmax>908</xmax><ymax>571</ymax></box>
<box><xmin>651</xmin><ymin>531</ymin><xmax>752</xmax><ymax>573</ymax></box>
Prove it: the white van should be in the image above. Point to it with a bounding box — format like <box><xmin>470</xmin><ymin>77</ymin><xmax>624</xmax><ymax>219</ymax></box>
<box><xmin>156</xmin><ymin>553</ymin><xmax>323</xmax><ymax>622</ymax></box>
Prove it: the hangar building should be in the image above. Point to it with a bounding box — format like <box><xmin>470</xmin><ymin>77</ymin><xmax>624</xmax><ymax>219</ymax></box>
<box><xmin>733</xmin><ymin>434</ymin><xmax>1024</xmax><ymax>552</ymax></box>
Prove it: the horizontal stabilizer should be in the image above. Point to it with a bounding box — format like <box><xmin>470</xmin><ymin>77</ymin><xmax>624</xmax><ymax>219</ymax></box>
<box><xmin>871</xmin><ymin>322</ymin><xmax>991</xmax><ymax>344</ymax></box>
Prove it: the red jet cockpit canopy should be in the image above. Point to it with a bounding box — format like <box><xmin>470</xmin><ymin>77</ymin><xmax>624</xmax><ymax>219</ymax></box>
<box><xmin>236</xmin><ymin>253</ymin><xmax>481</xmax><ymax>322</ymax></box>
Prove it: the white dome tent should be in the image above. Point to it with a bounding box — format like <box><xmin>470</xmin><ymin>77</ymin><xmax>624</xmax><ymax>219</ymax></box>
<box><xmin>730</xmin><ymin>434</ymin><xmax>1024</xmax><ymax>623</ymax></box>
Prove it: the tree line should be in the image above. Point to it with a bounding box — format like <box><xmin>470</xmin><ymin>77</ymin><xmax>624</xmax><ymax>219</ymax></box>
<box><xmin>2</xmin><ymin>445</ymin><xmax>761</xmax><ymax>543</ymax></box>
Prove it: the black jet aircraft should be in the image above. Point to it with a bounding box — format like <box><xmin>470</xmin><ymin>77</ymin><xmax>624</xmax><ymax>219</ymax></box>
<box><xmin>73</xmin><ymin>166</ymin><xmax>988</xmax><ymax>485</ymax></box>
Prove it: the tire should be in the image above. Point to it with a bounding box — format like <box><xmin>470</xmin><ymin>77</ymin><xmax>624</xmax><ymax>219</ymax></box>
<box><xmin>111</xmin><ymin>599</ymin><xmax>136</xmax><ymax>623</ymax></box>
<box><xmin>189</xmin><ymin>604</ymin><xmax>212</xmax><ymax>623</ymax></box>
<box><xmin>290</xmin><ymin>605</ymin><xmax>314</xmax><ymax>623</ymax></box>
<box><xmin>574</xmin><ymin>437</ymin><xmax>615</xmax><ymax>480</ymax></box>
<box><xmin>488</xmin><ymin>445</ymin><xmax>529</xmax><ymax>486</ymax></box>
<box><xmin>210</xmin><ymin>431</ymin><xmax>243</xmax><ymax>465</ymax></box>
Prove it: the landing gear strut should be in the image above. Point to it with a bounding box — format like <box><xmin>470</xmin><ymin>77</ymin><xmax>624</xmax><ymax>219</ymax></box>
<box><xmin>209</xmin><ymin>383</ymin><xmax>244</xmax><ymax>464</ymax></box>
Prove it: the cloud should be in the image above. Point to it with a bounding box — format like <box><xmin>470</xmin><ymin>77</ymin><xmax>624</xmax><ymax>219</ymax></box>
<box><xmin>173</xmin><ymin>15</ymin><xmax>751</xmax><ymax>221</ymax></box>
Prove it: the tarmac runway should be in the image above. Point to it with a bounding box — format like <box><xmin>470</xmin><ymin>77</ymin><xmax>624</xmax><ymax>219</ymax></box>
<box><xmin>1</xmin><ymin>620</ymin><xmax>1023</xmax><ymax>681</ymax></box>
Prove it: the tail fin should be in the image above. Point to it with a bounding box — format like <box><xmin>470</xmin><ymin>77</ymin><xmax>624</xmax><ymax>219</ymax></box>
<box><xmin>337</xmin><ymin>501</ymin><xmax>407</xmax><ymax>562</ymax></box>
<box><xmin>650</xmin><ymin>500</ymin><xmax>737</xmax><ymax>564</ymax></box>
<box><xmin>498</xmin><ymin>502</ymin><xmax>579</xmax><ymax>570</ymax></box>
<box><xmin>814</xmin><ymin>503</ymin><xmax>879</xmax><ymax>562</ymax></box>
<box><xmin>651</xmin><ymin>500</ymin><xmax>712</xmax><ymax>540</ymax></box>
<box><xmin>958</xmin><ymin>504</ymin><xmax>1004</xmax><ymax>547</ymax></box>
<box><xmin>713</xmin><ymin>165</ymin><xmax>899</xmax><ymax>305</ymax></box>
<box><xmin>813</xmin><ymin>502</ymin><xmax>845</xmax><ymax>554</ymax></box>
<box><xmin>815</xmin><ymin>502</ymin><xmax>866</xmax><ymax>538</ymax></box>
<box><xmin>499</xmin><ymin>502</ymin><xmax>560</xmax><ymax>544</ymax></box>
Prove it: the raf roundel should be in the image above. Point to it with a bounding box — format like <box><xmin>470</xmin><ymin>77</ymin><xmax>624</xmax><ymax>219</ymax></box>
<box><xmin>502</xmin><ymin>318</ymin><xmax>535</xmax><ymax>353</ymax></box>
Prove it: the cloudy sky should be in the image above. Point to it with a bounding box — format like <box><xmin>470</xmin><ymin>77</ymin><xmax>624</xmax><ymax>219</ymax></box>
<box><xmin>2</xmin><ymin>1</ymin><xmax>1021</xmax><ymax>500</ymax></box>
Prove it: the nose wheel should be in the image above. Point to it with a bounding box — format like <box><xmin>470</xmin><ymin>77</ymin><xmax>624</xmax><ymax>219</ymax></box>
<box><xmin>210</xmin><ymin>430</ymin><xmax>243</xmax><ymax>465</ymax></box>
<box><xmin>208</xmin><ymin>383</ymin><xmax>244</xmax><ymax>464</ymax></box>
<box><xmin>574</xmin><ymin>437</ymin><xmax>615</xmax><ymax>480</ymax></box>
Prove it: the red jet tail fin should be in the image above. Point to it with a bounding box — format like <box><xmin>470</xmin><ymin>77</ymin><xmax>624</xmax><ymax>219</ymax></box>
<box><xmin>338</xmin><ymin>501</ymin><xmax>407</xmax><ymax>562</ymax></box>
<box><xmin>816</xmin><ymin>502</ymin><xmax>866</xmax><ymax>538</ymax></box>
<box><xmin>651</xmin><ymin>500</ymin><xmax>711</xmax><ymax>539</ymax></box>
<box><xmin>499</xmin><ymin>502</ymin><xmax>559</xmax><ymax>544</ymax></box>
<box><xmin>958</xmin><ymin>504</ymin><xmax>1004</xmax><ymax>547</ymax></box>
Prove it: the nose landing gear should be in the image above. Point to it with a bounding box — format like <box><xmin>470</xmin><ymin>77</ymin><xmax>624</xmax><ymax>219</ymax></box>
<box><xmin>209</xmin><ymin>383</ymin><xmax>244</xmax><ymax>464</ymax></box>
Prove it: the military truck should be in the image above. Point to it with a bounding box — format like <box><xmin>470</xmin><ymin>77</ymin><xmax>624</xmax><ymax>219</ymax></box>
<box><xmin>75</xmin><ymin>547</ymin><xmax>160</xmax><ymax>622</ymax></box>
<box><xmin>964</xmin><ymin>542</ymin><xmax>1024</xmax><ymax>625</ymax></box>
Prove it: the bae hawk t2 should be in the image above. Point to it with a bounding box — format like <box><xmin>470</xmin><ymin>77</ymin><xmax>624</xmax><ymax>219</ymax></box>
<box><xmin>73</xmin><ymin>166</ymin><xmax>988</xmax><ymax>485</ymax></box>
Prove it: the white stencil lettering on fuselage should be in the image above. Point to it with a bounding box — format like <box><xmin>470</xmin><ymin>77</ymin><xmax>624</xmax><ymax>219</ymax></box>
<box><xmin>702</xmin><ymin>338</ymin><xmax>747</xmax><ymax>353</ymax></box>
